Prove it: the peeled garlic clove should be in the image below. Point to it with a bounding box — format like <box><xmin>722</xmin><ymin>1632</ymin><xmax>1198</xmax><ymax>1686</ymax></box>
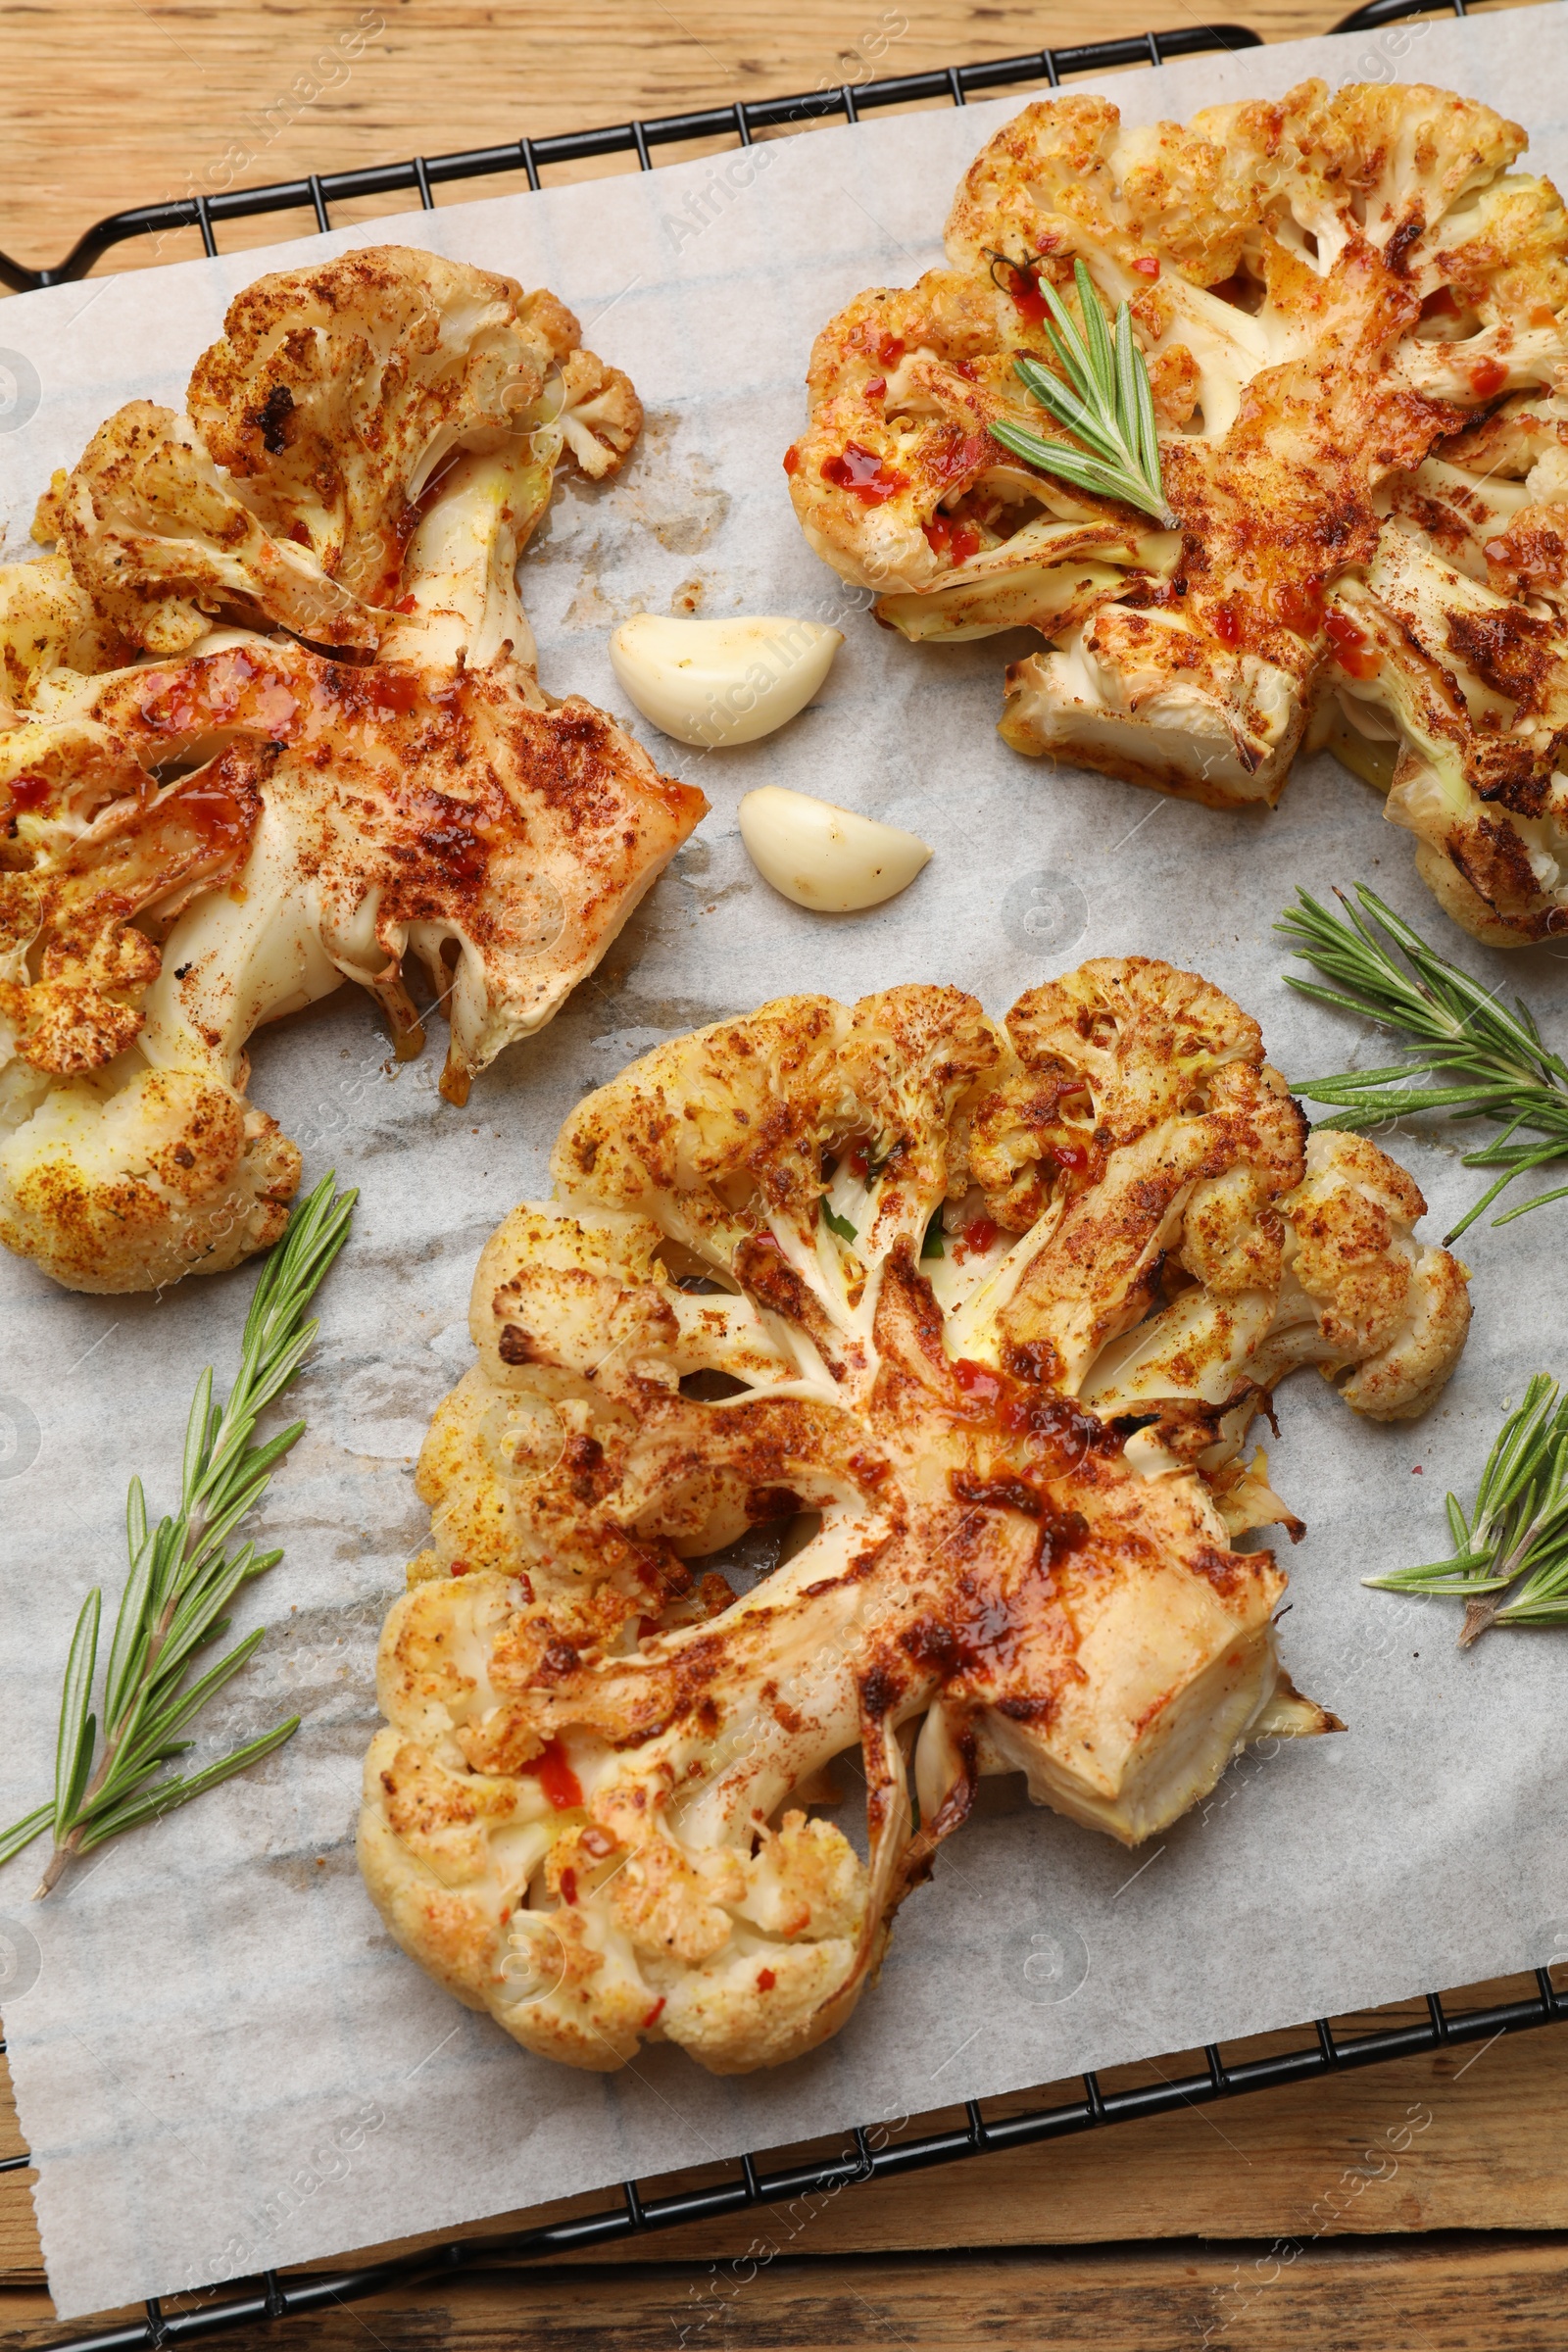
<box><xmin>609</xmin><ymin>613</ymin><xmax>842</xmax><ymax>748</ymax></box>
<box><xmin>738</xmin><ymin>786</ymin><xmax>931</xmax><ymax>912</ymax></box>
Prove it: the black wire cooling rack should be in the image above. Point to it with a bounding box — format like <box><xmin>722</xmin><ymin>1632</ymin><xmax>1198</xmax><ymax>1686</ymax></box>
<box><xmin>0</xmin><ymin>0</ymin><xmax>1489</xmax><ymax>290</ymax></box>
<box><xmin>4</xmin><ymin>0</ymin><xmax>1560</xmax><ymax>2340</ymax></box>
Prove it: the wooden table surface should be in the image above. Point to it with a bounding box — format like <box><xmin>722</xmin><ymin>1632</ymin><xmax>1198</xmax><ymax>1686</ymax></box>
<box><xmin>2</xmin><ymin>1</ymin><xmax>1564</xmax><ymax>2344</ymax></box>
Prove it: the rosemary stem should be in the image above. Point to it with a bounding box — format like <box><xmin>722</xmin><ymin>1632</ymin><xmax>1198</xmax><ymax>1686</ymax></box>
<box><xmin>1454</xmin><ymin>1529</ymin><xmax>1534</xmax><ymax>1651</ymax></box>
<box><xmin>1458</xmin><ymin>1591</ymin><xmax>1506</xmax><ymax>1649</ymax></box>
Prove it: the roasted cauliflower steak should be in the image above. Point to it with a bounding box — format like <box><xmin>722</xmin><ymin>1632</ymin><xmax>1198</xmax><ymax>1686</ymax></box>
<box><xmin>0</xmin><ymin>247</ymin><xmax>705</xmax><ymax>1294</ymax></box>
<box><xmin>359</xmin><ymin>961</ymin><xmax>1471</xmax><ymax>2076</ymax></box>
<box><xmin>788</xmin><ymin>80</ymin><xmax>1568</xmax><ymax>942</ymax></box>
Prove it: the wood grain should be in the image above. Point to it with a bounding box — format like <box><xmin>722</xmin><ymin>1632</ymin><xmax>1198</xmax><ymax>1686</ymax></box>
<box><xmin>0</xmin><ymin>0</ymin><xmax>1539</xmax><ymax>284</ymax></box>
<box><xmin>0</xmin><ymin>2049</ymin><xmax>33</xmax><ymax>2289</ymax></box>
<box><xmin>9</xmin><ymin>2234</ymin><xmax>1568</xmax><ymax>2352</ymax></box>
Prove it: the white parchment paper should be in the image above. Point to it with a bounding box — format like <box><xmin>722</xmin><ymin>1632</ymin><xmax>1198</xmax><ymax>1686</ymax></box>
<box><xmin>6</xmin><ymin>10</ymin><xmax>1568</xmax><ymax>2317</ymax></box>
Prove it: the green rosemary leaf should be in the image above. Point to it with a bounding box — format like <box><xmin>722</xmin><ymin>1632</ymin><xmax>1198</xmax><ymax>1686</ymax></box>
<box><xmin>987</xmin><ymin>419</ymin><xmax>1149</xmax><ymax>514</ymax></box>
<box><xmin>1114</xmin><ymin>303</ymin><xmax>1145</xmax><ymax>470</ymax></box>
<box><xmin>53</xmin><ymin>1591</ymin><xmax>100</xmax><ymax>1829</ymax></box>
<box><xmin>1446</xmin><ymin>1154</ymin><xmax>1563</xmax><ymax>1244</ymax></box>
<box><xmin>1125</xmin><ymin>301</ymin><xmax>1161</xmax><ymax>490</ymax></box>
<box><xmin>1476</xmin><ymin>1378</ymin><xmax>1558</xmax><ymax>1530</ymax></box>
<box><xmin>89</xmin><ymin>1679</ymin><xmax>158</xmax><ymax>1808</ymax></box>
<box><xmin>158</xmin><ymin>1543</ymin><xmax>260</xmax><ymax>1666</ymax></box>
<box><xmin>138</xmin><ymin>1628</ymin><xmax>269</xmax><ymax>1752</ymax></box>
<box><xmin>1047</xmin><ymin>265</ymin><xmax>1101</xmax><ymax>387</ymax></box>
<box><xmin>1034</xmin><ymin>272</ymin><xmax>1098</xmax><ymax>406</ymax></box>
<box><xmin>180</xmin><ymin>1366</ymin><xmax>216</xmax><ymax>1513</ymax></box>
<box><xmin>176</xmin><ymin>1437</ymin><xmax>306</xmax><ymax>1584</ymax></box>
<box><xmin>1077</xmin><ymin>263</ymin><xmax>1118</xmax><ymax>406</ymax></box>
<box><xmin>1299</xmin><ymin>1077</ymin><xmax>1531</xmax><ymax>1113</ymax></box>
<box><xmin>822</xmin><ymin>1202</ymin><xmax>858</xmax><ymax>1244</ymax></box>
<box><xmin>103</xmin><ymin>1527</ymin><xmax>160</xmax><ymax>1737</ymax></box>
<box><xmin>1493</xmin><ymin>1180</ymin><xmax>1568</xmax><ymax>1227</ymax></box>
<box><xmin>1362</xmin><ymin>1555</ymin><xmax>1509</xmax><ymax>1594</ymax></box>
<box><xmin>1279</xmin><ymin>885</ymin><xmax>1568</xmax><ymax>1238</ymax></box>
<box><xmin>1494</xmin><ymin>1588</ymin><xmax>1568</xmax><ymax>1627</ymax></box>
<box><xmin>126</xmin><ymin>1476</ymin><xmax>147</xmax><ymax>1567</ymax></box>
<box><xmin>996</xmin><ymin>258</ymin><xmax>1173</xmax><ymax>526</ymax></box>
<box><xmin>1014</xmin><ymin>352</ymin><xmax>1122</xmax><ymax>466</ymax></box>
<box><xmin>72</xmin><ymin>1719</ymin><xmax>301</xmax><ymax>1857</ymax></box>
<box><xmin>0</xmin><ymin>1803</ymin><xmax>56</xmax><ymax>1870</ymax></box>
<box><xmin>59</xmin><ymin>1717</ymin><xmax>96</xmax><ymax>1838</ymax></box>
<box><xmin>1018</xmin><ymin>333</ymin><xmax>1122</xmax><ymax>460</ymax></box>
<box><xmin>25</xmin><ymin>1173</ymin><xmax>355</xmax><ymax>1899</ymax></box>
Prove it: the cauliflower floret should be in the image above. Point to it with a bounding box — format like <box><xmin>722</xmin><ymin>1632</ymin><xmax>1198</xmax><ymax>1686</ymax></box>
<box><xmin>1260</xmin><ymin>1130</ymin><xmax>1474</xmax><ymax>1417</ymax></box>
<box><xmin>556</xmin><ymin>347</ymin><xmax>644</xmax><ymax>479</ymax></box>
<box><xmin>789</xmin><ymin>81</ymin><xmax>1568</xmax><ymax>934</ymax></box>
<box><xmin>944</xmin><ymin>93</ymin><xmax>1262</xmax><ymax>292</ymax></box>
<box><xmin>0</xmin><ymin>550</ymin><xmax>125</xmax><ymax>713</ymax></box>
<box><xmin>53</xmin><ymin>401</ymin><xmax>379</xmax><ymax>657</ymax></box>
<box><xmin>1085</xmin><ymin>1116</ymin><xmax>1471</xmax><ymax>1438</ymax></box>
<box><xmin>555</xmin><ymin>984</ymin><xmax>1000</xmax><ymax>1396</ymax></box>
<box><xmin>186</xmin><ymin>246</ymin><xmax>639</xmax><ymax>599</ymax></box>
<box><xmin>360</xmin><ymin>961</ymin><xmax>1469</xmax><ymax>2076</ymax></box>
<box><xmin>0</xmin><ymin>256</ymin><xmax>701</xmax><ymax>1296</ymax></box>
<box><xmin>0</xmin><ymin>1062</ymin><xmax>298</xmax><ymax>1294</ymax></box>
<box><xmin>34</xmin><ymin>247</ymin><xmax>644</xmax><ymax>662</ymax></box>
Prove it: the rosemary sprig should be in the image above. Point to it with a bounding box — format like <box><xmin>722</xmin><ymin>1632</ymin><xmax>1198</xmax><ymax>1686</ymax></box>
<box><xmin>1366</xmin><ymin>1376</ymin><xmax>1568</xmax><ymax>1643</ymax></box>
<box><xmin>0</xmin><ymin>1173</ymin><xmax>356</xmax><ymax>1897</ymax></box>
<box><xmin>986</xmin><ymin>257</ymin><xmax>1175</xmax><ymax>527</ymax></box>
<box><xmin>1278</xmin><ymin>884</ymin><xmax>1568</xmax><ymax>1243</ymax></box>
